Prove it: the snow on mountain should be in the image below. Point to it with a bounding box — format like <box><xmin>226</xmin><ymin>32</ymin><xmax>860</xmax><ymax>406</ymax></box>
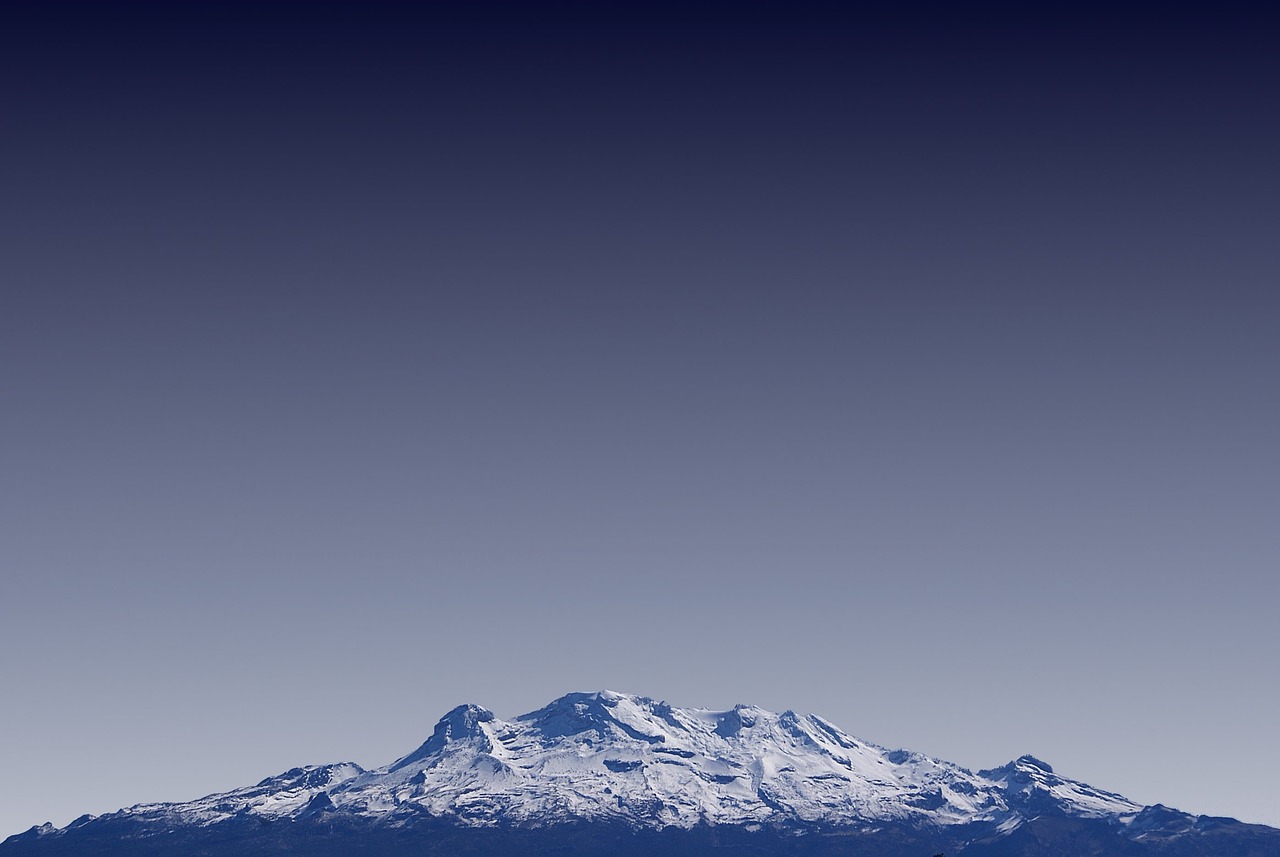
<box><xmin>29</xmin><ymin>690</ymin><xmax>1153</xmax><ymax>839</ymax></box>
<box><xmin>342</xmin><ymin>691</ymin><xmax>1016</xmax><ymax>829</ymax></box>
<box><xmin>978</xmin><ymin>754</ymin><xmax>1140</xmax><ymax>820</ymax></box>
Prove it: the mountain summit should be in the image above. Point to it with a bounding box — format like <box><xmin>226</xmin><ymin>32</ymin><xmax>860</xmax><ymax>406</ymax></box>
<box><xmin>6</xmin><ymin>691</ymin><xmax>1278</xmax><ymax>856</ymax></box>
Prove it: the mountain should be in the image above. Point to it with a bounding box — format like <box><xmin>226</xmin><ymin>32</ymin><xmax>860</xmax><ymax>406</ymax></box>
<box><xmin>5</xmin><ymin>691</ymin><xmax>1278</xmax><ymax>856</ymax></box>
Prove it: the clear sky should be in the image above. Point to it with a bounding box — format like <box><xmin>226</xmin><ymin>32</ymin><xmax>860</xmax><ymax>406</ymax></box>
<box><xmin>2</xmin><ymin>0</ymin><xmax>1278</xmax><ymax>839</ymax></box>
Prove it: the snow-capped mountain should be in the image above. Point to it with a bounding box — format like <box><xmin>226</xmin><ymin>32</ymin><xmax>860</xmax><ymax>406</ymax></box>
<box><xmin>76</xmin><ymin>690</ymin><xmax>1141</xmax><ymax>831</ymax></box>
<box><xmin>7</xmin><ymin>691</ymin><xmax>1279</xmax><ymax>856</ymax></box>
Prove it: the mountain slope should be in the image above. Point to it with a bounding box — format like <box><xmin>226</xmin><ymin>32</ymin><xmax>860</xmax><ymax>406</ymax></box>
<box><xmin>6</xmin><ymin>691</ymin><xmax>1278</xmax><ymax>856</ymax></box>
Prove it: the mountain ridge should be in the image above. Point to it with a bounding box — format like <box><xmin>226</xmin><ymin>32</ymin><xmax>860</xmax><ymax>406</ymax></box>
<box><xmin>6</xmin><ymin>690</ymin><xmax>1279</xmax><ymax>856</ymax></box>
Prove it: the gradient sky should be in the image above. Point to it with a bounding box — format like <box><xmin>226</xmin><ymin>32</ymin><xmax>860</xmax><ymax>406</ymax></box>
<box><xmin>2</xmin><ymin>1</ymin><xmax>1278</xmax><ymax>838</ymax></box>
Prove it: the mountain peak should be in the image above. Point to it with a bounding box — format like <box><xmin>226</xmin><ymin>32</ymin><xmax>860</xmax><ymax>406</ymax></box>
<box><xmin>390</xmin><ymin>703</ymin><xmax>496</xmax><ymax>770</ymax></box>
<box><xmin>1014</xmin><ymin>754</ymin><xmax>1053</xmax><ymax>773</ymax></box>
<box><xmin>515</xmin><ymin>690</ymin><xmax>676</xmax><ymax>744</ymax></box>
